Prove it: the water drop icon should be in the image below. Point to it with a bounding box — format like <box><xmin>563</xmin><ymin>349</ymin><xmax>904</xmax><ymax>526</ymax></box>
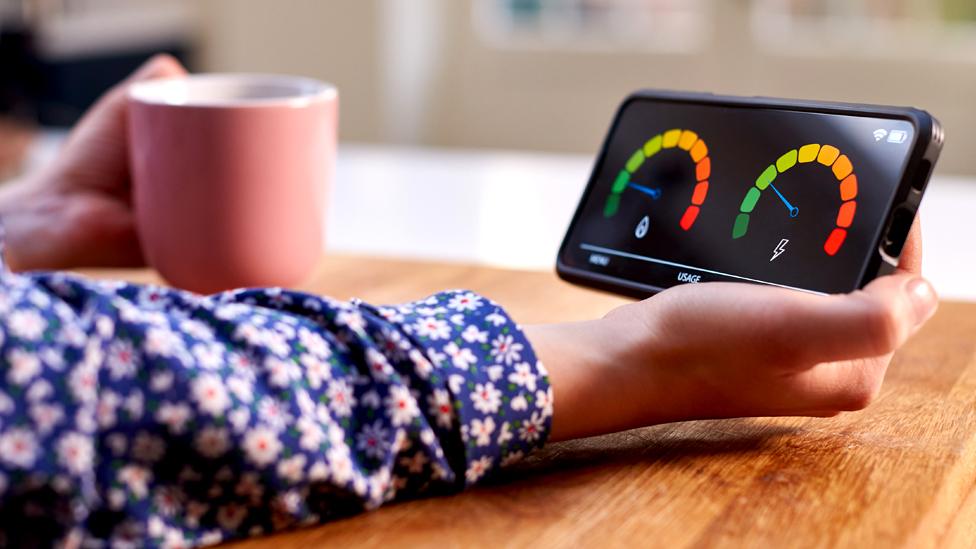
<box><xmin>635</xmin><ymin>216</ymin><xmax>650</xmax><ymax>239</ymax></box>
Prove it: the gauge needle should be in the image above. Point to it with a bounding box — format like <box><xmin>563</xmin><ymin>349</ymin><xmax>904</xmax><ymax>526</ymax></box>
<box><xmin>628</xmin><ymin>182</ymin><xmax>662</xmax><ymax>200</ymax></box>
<box><xmin>768</xmin><ymin>182</ymin><xmax>799</xmax><ymax>218</ymax></box>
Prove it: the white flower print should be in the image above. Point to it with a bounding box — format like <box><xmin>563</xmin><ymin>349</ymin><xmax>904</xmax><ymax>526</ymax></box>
<box><xmin>0</xmin><ymin>393</ymin><xmax>11</xmax><ymax>415</ymax></box>
<box><xmin>75</xmin><ymin>406</ymin><xmax>96</xmax><ymax>433</ymax></box>
<box><xmin>510</xmin><ymin>393</ymin><xmax>528</xmax><ymax>411</ymax></box>
<box><xmin>536</xmin><ymin>387</ymin><xmax>554</xmax><ymax>417</ymax></box>
<box><xmin>150</xmin><ymin>370</ymin><xmax>174</xmax><ymax>393</ymax></box>
<box><xmin>426</xmin><ymin>347</ymin><xmax>446</xmax><ymax>368</ymax></box>
<box><xmin>485</xmin><ymin>311</ymin><xmax>507</xmax><ymax>327</ymax></box>
<box><xmin>299</xmin><ymin>354</ymin><xmax>331</xmax><ymax>389</ymax></box>
<box><xmin>94</xmin><ymin>315</ymin><xmax>114</xmax><ymax>337</ymax></box>
<box><xmin>508</xmin><ymin>363</ymin><xmax>538</xmax><ymax>391</ymax></box>
<box><xmin>443</xmin><ymin>342</ymin><xmax>477</xmax><ymax>370</ymax></box>
<box><xmin>156</xmin><ymin>402</ymin><xmax>193</xmax><ymax>434</ymax></box>
<box><xmin>470</xmin><ymin>382</ymin><xmax>502</xmax><ymax>414</ymax></box>
<box><xmin>296</xmin><ymin>417</ymin><xmax>325</xmax><ymax>451</ymax></box>
<box><xmin>96</xmin><ymin>391</ymin><xmax>121</xmax><ymax>429</ymax></box>
<box><xmin>8</xmin><ymin>308</ymin><xmax>46</xmax><ymax>340</ymax></box>
<box><xmin>377</xmin><ymin>307</ymin><xmax>405</xmax><ymax>324</ymax></box>
<box><xmin>486</xmin><ymin>365</ymin><xmax>504</xmax><ymax>382</ymax></box>
<box><xmin>39</xmin><ymin>347</ymin><xmax>65</xmax><ymax>371</ymax></box>
<box><xmin>461</xmin><ymin>325</ymin><xmax>487</xmax><ymax>344</ymax></box>
<box><xmin>356</xmin><ymin>420</ymin><xmax>392</xmax><ymax>459</ymax></box>
<box><xmin>214</xmin><ymin>303</ymin><xmax>249</xmax><ymax>321</ymax></box>
<box><xmin>57</xmin><ymin>432</ymin><xmax>94</xmax><ymax>474</ymax></box>
<box><xmin>191</xmin><ymin>343</ymin><xmax>224</xmax><ymax>371</ymax></box>
<box><xmin>29</xmin><ymin>403</ymin><xmax>64</xmax><ymax>435</ymax></box>
<box><xmin>7</xmin><ymin>348</ymin><xmax>41</xmax><ymax>386</ymax></box>
<box><xmin>385</xmin><ymin>385</ymin><xmax>419</xmax><ymax>427</ymax></box>
<box><xmin>490</xmin><ymin>334</ymin><xmax>523</xmax><ymax>365</ymax></box>
<box><xmin>519</xmin><ymin>411</ymin><xmax>545</xmax><ymax>443</ymax></box>
<box><xmin>336</xmin><ymin>310</ymin><xmax>366</xmax><ymax>333</ymax></box>
<box><xmin>327</xmin><ymin>379</ymin><xmax>356</xmax><ymax>417</ymax></box>
<box><xmin>309</xmin><ymin>460</ymin><xmax>330</xmax><ymax>481</ymax></box>
<box><xmin>262</xmin><ymin>330</ymin><xmax>292</xmax><ymax>357</ymax></box>
<box><xmin>497</xmin><ymin>421</ymin><xmax>513</xmax><ymax>445</ymax></box>
<box><xmin>409</xmin><ymin>349</ymin><xmax>433</xmax><ymax>379</ymax></box>
<box><xmin>256</xmin><ymin>397</ymin><xmax>292</xmax><ymax>431</ymax></box>
<box><xmin>298</xmin><ymin>328</ymin><xmax>331</xmax><ymax>358</ymax></box>
<box><xmin>465</xmin><ymin>455</ymin><xmax>493</xmax><ymax>483</ymax></box>
<box><xmin>106</xmin><ymin>340</ymin><xmax>138</xmax><ymax>380</ymax></box>
<box><xmin>118</xmin><ymin>465</ymin><xmax>152</xmax><ymax>498</ymax></box>
<box><xmin>144</xmin><ymin>327</ymin><xmax>184</xmax><ymax>358</ymax></box>
<box><xmin>413</xmin><ymin>317</ymin><xmax>451</xmax><ymax>340</ymax></box>
<box><xmin>265</xmin><ymin>356</ymin><xmax>300</xmax><ymax>388</ymax></box>
<box><xmin>361</xmin><ymin>390</ymin><xmax>381</xmax><ymax>409</ymax></box>
<box><xmin>242</xmin><ymin>426</ymin><xmax>282</xmax><ymax>467</ymax></box>
<box><xmin>179</xmin><ymin>319</ymin><xmax>214</xmax><ymax>341</ymax></box>
<box><xmin>365</xmin><ymin>348</ymin><xmax>393</xmax><ymax>380</ymax></box>
<box><xmin>277</xmin><ymin>454</ymin><xmax>307</xmax><ymax>484</ymax></box>
<box><xmin>226</xmin><ymin>375</ymin><xmax>254</xmax><ymax>403</ymax></box>
<box><xmin>27</xmin><ymin>289</ymin><xmax>51</xmax><ymax>308</ymax></box>
<box><xmin>68</xmin><ymin>363</ymin><xmax>98</xmax><ymax>403</ymax></box>
<box><xmin>447</xmin><ymin>292</ymin><xmax>483</xmax><ymax>312</ymax></box>
<box><xmin>124</xmin><ymin>391</ymin><xmax>144</xmax><ymax>420</ymax></box>
<box><xmin>427</xmin><ymin>389</ymin><xmax>454</xmax><ymax>428</ymax></box>
<box><xmin>327</xmin><ymin>446</ymin><xmax>354</xmax><ymax>485</ymax></box>
<box><xmin>191</xmin><ymin>374</ymin><xmax>231</xmax><ymax>417</ymax></box>
<box><xmin>470</xmin><ymin>417</ymin><xmax>496</xmax><ymax>447</ymax></box>
<box><xmin>0</xmin><ymin>428</ymin><xmax>39</xmax><ymax>468</ymax></box>
<box><xmin>228</xmin><ymin>408</ymin><xmax>251</xmax><ymax>434</ymax></box>
<box><xmin>447</xmin><ymin>374</ymin><xmax>465</xmax><ymax>394</ymax></box>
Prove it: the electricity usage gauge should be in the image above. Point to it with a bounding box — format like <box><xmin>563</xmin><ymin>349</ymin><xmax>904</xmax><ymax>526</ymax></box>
<box><xmin>732</xmin><ymin>144</ymin><xmax>859</xmax><ymax>258</ymax></box>
<box><xmin>603</xmin><ymin>129</ymin><xmax>711</xmax><ymax>239</ymax></box>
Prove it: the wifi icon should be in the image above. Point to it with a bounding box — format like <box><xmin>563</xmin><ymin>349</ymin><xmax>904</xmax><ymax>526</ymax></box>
<box><xmin>873</xmin><ymin>129</ymin><xmax>889</xmax><ymax>142</ymax></box>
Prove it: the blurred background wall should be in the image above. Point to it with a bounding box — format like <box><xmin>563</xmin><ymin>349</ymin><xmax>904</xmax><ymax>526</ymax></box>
<box><xmin>2</xmin><ymin>0</ymin><xmax>975</xmax><ymax>176</ymax></box>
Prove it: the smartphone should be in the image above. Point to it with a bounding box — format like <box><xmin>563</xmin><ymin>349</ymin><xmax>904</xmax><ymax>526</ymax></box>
<box><xmin>556</xmin><ymin>91</ymin><xmax>943</xmax><ymax>297</ymax></box>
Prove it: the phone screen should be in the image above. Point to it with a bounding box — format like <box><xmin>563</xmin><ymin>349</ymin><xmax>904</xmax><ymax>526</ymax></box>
<box><xmin>559</xmin><ymin>97</ymin><xmax>919</xmax><ymax>295</ymax></box>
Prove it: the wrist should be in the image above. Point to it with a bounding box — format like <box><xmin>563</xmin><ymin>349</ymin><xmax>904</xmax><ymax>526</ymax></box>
<box><xmin>526</xmin><ymin>317</ymin><xmax>655</xmax><ymax>441</ymax></box>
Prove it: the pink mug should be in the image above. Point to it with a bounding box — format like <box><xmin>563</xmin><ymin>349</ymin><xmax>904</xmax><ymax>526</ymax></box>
<box><xmin>127</xmin><ymin>74</ymin><xmax>337</xmax><ymax>294</ymax></box>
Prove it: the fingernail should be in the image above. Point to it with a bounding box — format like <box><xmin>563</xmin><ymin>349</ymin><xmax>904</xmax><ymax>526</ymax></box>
<box><xmin>906</xmin><ymin>278</ymin><xmax>938</xmax><ymax>325</ymax></box>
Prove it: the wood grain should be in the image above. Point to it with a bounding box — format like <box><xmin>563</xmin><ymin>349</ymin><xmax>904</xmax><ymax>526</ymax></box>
<box><xmin>78</xmin><ymin>255</ymin><xmax>976</xmax><ymax>548</ymax></box>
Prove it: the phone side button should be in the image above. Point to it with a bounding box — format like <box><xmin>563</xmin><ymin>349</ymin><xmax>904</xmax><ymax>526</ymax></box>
<box><xmin>882</xmin><ymin>206</ymin><xmax>916</xmax><ymax>258</ymax></box>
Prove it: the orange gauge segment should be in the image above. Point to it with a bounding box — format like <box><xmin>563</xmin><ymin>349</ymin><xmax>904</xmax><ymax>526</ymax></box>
<box><xmin>733</xmin><ymin>143</ymin><xmax>859</xmax><ymax>256</ymax></box>
<box><xmin>603</xmin><ymin>129</ymin><xmax>713</xmax><ymax>233</ymax></box>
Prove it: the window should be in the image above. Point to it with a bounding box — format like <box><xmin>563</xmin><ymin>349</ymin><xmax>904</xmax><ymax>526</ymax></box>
<box><xmin>473</xmin><ymin>0</ymin><xmax>711</xmax><ymax>53</ymax></box>
<box><xmin>750</xmin><ymin>0</ymin><xmax>976</xmax><ymax>59</ymax></box>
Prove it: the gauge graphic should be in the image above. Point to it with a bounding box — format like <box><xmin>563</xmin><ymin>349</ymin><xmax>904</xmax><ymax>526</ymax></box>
<box><xmin>603</xmin><ymin>129</ymin><xmax>711</xmax><ymax>232</ymax></box>
<box><xmin>732</xmin><ymin>144</ymin><xmax>858</xmax><ymax>256</ymax></box>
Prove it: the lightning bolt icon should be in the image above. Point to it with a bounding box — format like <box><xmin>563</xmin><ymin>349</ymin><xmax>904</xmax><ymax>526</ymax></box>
<box><xmin>770</xmin><ymin>239</ymin><xmax>789</xmax><ymax>262</ymax></box>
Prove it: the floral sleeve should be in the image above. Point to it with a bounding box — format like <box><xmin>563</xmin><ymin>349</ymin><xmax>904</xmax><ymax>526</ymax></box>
<box><xmin>0</xmin><ymin>256</ymin><xmax>552</xmax><ymax>546</ymax></box>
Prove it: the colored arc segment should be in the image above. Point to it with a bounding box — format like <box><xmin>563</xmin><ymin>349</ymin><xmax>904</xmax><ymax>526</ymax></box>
<box><xmin>604</xmin><ymin>129</ymin><xmax>711</xmax><ymax>233</ymax></box>
<box><xmin>732</xmin><ymin>144</ymin><xmax>858</xmax><ymax>256</ymax></box>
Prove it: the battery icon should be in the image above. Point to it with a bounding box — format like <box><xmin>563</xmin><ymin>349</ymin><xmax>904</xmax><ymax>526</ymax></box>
<box><xmin>887</xmin><ymin>130</ymin><xmax>909</xmax><ymax>144</ymax></box>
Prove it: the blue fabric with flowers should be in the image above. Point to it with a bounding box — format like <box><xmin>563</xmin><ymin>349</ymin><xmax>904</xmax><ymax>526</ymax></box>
<box><xmin>0</xmin><ymin>249</ymin><xmax>551</xmax><ymax>547</ymax></box>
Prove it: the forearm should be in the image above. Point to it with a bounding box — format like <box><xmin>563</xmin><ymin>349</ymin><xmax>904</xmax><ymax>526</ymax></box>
<box><xmin>525</xmin><ymin>319</ymin><xmax>664</xmax><ymax>442</ymax></box>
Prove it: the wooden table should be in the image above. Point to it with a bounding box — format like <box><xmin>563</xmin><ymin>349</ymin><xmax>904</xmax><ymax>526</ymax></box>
<box><xmin>84</xmin><ymin>256</ymin><xmax>976</xmax><ymax>548</ymax></box>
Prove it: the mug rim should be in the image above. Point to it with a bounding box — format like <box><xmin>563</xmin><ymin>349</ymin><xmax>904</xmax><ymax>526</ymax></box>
<box><xmin>129</xmin><ymin>73</ymin><xmax>337</xmax><ymax>108</ymax></box>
